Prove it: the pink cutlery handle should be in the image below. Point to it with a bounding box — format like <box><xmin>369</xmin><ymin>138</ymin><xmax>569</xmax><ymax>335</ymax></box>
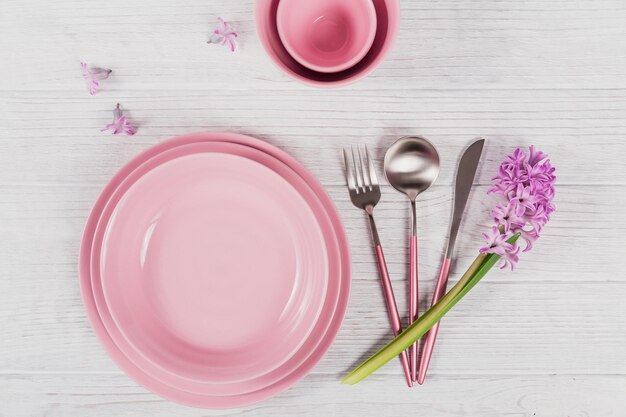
<box><xmin>417</xmin><ymin>257</ymin><xmax>451</xmax><ymax>385</ymax></box>
<box><xmin>409</xmin><ymin>235</ymin><xmax>418</xmax><ymax>381</ymax></box>
<box><xmin>375</xmin><ymin>244</ymin><xmax>413</xmax><ymax>387</ymax></box>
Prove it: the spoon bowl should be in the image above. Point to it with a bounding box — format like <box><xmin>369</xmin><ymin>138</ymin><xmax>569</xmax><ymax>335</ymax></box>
<box><xmin>384</xmin><ymin>137</ymin><xmax>440</xmax><ymax>201</ymax></box>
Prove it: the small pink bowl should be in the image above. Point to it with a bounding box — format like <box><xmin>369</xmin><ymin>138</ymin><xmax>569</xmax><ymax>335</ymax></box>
<box><xmin>256</xmin><ymin>0</ymin><xmax>400</xmax><ymax>87</ymax></box>
<box><xmin>276</xmin><ymin>0</ymin><xmax>377</xmax><ymax>73</ymax></box>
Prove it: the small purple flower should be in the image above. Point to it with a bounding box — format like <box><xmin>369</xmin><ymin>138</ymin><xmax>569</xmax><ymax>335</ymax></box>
<box><xmin>517</xmin><ymin>228</ymin><xmax>539</xmax><ymax>252</ymax></box>
<box><xmin>522</xmin><ymin>204</ymin><xmax>548</xmax><ymax>233</ymax></box>
<box><xmin>528</xmin><ymin>145</ymin><xmax>547</xmax><ymax>166</ymax></box>
<box><xmin>510</xmin><ymin>184</ymin><xmax>539</xmax><ymax>211</ymax></box>
<box><xmin>499</xmin><ymin>244</ymin><xmax>520</xmax><ymax>270</ymax></box>
<box><xmin>488</xmin><ymin>162</ymin><xmax>528</xmax><ymax>196</ymax></box>
<box><xmin>483</xmin><ymin>145</ymin><xmax>556</xmax><ymax>270</ymax></box>
<box><xmin>81</xmin><ymin>62</ymin><xmax>112</xmax><ymax>95</ymax></box>
<box><xmin>101</xmin><ymin>103</ymin><xmax>136</xmax><ymax>136</ymax></box>
<box><xmin>492</xmin><ymin>202</ymin><xmax>525</xmax><ymax>232</ymax></box>
<box><xmin>525</xmin><ymin>161</ymin><xmax>553</xmax><ymax>186</ymax></box>
<box><xmin>208</xmin><ymin>17</ymin><xmax>238</xmax><ymax>52</ymax></box>
<box><xmin>480</xmin><ymin>227</ymin><xmax>515</xmax><ymax>256</ymax></box>
<box><xmin>505</xmin><ymin>148</ymin><xmax>527</xmax><ymax>166</ymax></box>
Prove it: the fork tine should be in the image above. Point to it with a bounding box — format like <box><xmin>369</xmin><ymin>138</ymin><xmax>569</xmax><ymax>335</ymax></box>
<box><xmin>365</xmin><ymin>145</ymin><xmax>379</xmax><ymax>186</ymax></box>
<box><xmin>358</xmin><ymin>145</ymin><xmax>371</xmax><ymax>189</ymax></box>
<box><xmin>351</xmin><ymin>146</ymin><xmax>364</xmax><ymax>191</ymax></box>
<box><xmin>342</xmin><ymin>148</ymin><xmax>357</xmax><ymax>190</ymax></box>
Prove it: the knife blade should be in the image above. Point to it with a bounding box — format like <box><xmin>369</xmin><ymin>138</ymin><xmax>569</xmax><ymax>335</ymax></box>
<box><xmin>445</xmin><ymin>138</ymin><xmax>485</xmax><ymax>258</ymax></box>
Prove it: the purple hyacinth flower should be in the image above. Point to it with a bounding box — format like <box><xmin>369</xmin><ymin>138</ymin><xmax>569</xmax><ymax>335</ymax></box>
<box><xmin>480</xmin><ymin>226</ymin><xmax>515</xmax><ymax>256</ymax></box>
<box><xmin>101</xmin><ymin>103</ymin><xmax>136</xmax><ymax>136</ymax></box>
<box><xmin>492</xmin><ymin>202</ymin><xmax>525</xmax><ymax>233</ymax></box>
<box><xmin>81</xmin><ymin>62</ymin><xmax>112</xmax><ymax>95</ymax></box>
<box><xmin>208</xmin><ymin>17</ymin><xmax>238</xmax><ymax>52</ymax></box>
<box><xmin>483</xmin><ymin>145</ymin><xmax>556</xmax><ymax>270</ymax></box>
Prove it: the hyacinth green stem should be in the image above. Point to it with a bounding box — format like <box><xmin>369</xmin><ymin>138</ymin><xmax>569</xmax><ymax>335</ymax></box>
<box><xmin>342</xmin><ymin>234</ymin><xmax>520</xmax><ymax>385</ymax></box>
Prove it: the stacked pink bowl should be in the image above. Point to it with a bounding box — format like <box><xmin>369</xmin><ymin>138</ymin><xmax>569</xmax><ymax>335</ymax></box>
<box><xmin>256</xmin><ymin>0</ymin><xmax>400</xmax><ymax>87</ymax></box>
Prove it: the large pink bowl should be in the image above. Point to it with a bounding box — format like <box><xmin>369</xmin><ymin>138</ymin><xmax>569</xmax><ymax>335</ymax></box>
<box><xmin>256</xmin><ymin>0</ymin><xmax>400</xmax><ymax>87</ymax></box>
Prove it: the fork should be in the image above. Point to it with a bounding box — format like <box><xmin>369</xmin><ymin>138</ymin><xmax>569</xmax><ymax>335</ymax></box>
<box><xmin>342</xmin><ymin>145</ymin><xmax>413</xmax><ymax>387</ymax></box>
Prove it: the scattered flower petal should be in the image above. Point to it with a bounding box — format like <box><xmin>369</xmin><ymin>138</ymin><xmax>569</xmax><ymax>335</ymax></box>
<box><xmin>81</xmin><ymin>62</ymin><xmax>112</xmax><ymax>95</ymax></box>
<box><xmin>207</xmin><ymin>17</ymin><xmax>238</xmax><ymax>52</ymax></box>
<box><xmin>101</xmin><ymin>103</ymin><xmax>136</xmax><ymax>136</ymax></box>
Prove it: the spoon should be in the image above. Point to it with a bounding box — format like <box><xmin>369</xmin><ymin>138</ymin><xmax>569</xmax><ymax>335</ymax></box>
<box><xmin>384</xmin><ymin>136</ymin><xmax>440</xmax><ymax>381</ymax></box>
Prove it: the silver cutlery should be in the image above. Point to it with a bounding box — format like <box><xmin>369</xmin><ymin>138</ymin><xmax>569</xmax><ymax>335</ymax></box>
<box><xmin>343</xmin><ymin>145</ymin><xmax>413</xmax><ymax>387</ymax></box>
<box><xmin>384</xmin><ymin>136</ymin><xmax>440</xmax><ymax>381</ymax></box>
<box><xmin>417</xmin><ymin>138</ymin><xmax>485</xmax><ymax>384</ymax></box>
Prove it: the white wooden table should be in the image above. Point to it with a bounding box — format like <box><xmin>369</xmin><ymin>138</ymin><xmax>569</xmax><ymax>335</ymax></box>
<box><xmin>2</xmin><ymin>0</ymin><xmax>626</xmax><ymax>415</ymax></box>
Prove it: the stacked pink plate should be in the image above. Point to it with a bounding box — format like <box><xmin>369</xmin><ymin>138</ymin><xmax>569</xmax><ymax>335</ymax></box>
<box><xmin>80</xmin><ymin>132</ymin><xmax>350</xmax><ymax>408</ymax></box>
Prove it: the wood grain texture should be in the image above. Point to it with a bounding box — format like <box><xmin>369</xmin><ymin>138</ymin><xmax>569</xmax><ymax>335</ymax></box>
<box><xmin>1</xmin><ymin>0</ymin><xmax>626</xmax><ymax>415</ymax></box>
<box><xmin>2</xmin><ymin>374</ymin><xmax>625</xmax><ymax>417</ymax></box>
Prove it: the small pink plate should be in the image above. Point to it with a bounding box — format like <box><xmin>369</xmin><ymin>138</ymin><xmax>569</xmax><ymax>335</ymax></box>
<box><xmin>277</xmin><ymin>0</ymin><xmax>377</xmax><ymax>73</ymax></box>
<box><xmin>80</xmin><ymin>133</ymin><xmax>350</xmax><ymax>408</ymax></box>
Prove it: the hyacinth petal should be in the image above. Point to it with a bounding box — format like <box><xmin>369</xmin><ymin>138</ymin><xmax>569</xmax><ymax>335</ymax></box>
<box><xmin>480</xmin><ymin>226</ymin><xmax>515</xmax><ymax>257</ymax></box>
<box><xmin>528</xmin><ymin>145</ymin><xmax>548</xmax><ymax>166</ymax></box>
<box><xmin>499</xmin><ymin>244</ymin><xmax>520</xmax><ymax>270</ymax></box>
<box><xmin>207</xmin><ymin>17</ymin><xmax>238</xmax><ymax>52</ymax></box>
<box><xmin>81</xmin><ymin>62</ymin><xmax>112</xmax><ymax>95</ymax></box>
<box><xmin>101</xmin><ymin>104</ymin><xmax>136</xmax><ymax>136</ymax></box>
<box><xmin>519</xmin><ymin>229</ymin><xmax>538</xmax><ymax>252</ymax></box>
<box><xmin>492</xmin><ymin>202</ymin><xmax>526</xmax><ymax>233</ymax></box>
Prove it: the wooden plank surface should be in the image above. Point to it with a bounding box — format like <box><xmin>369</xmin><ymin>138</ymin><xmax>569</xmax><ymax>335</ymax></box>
<box><xmin>1</xmin><ymin>0</ymin><xmax>625</xmax><ymax>415</ymax></box>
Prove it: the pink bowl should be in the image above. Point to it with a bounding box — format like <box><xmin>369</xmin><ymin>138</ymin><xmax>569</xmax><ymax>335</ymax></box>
<box><xmin>256</xmin><ymin>0</ymin><xmax>400</xmax><ymax>87</ymax></box>
<box><xmin>276</xmin><ymin>0</ymin><xmax>377</xmax><ymax>73</ymax></box>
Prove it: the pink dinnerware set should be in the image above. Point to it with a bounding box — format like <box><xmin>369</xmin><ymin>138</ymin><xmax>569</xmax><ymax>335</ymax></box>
<box><xmin>80</xmin><ymin>0</ymin><xmax>557</xmax><ymax>410</ymax></box>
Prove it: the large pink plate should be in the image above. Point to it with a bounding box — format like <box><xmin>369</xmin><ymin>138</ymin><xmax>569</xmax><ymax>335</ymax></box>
<box><xmin>90</xmin><ymin>141</ymin><xmax>341</xmax><ymax>395</ymax></box>
<box><xmin>80</xmin><ymin>132</ymin><xmax>351</xmax><ymax>408</ymax></box>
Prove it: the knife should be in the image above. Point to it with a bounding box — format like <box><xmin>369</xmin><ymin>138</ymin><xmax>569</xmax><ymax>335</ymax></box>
<box><xmin>416</xmin><ymin>138</ymin><xmax>485</xmax><ymax>385</ymax></box>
